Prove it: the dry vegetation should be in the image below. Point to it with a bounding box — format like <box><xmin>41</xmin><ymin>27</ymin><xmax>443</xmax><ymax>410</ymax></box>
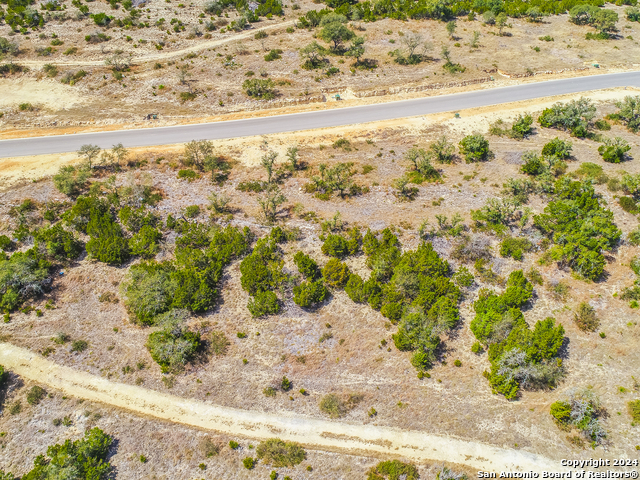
<box><xmin>1</xmin><ymin>92</ymin><xmax>640</xmax><ymax>477</ymax></box>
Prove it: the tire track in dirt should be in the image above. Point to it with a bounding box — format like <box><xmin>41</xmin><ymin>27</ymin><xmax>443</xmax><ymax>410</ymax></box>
<box><xmin>18</xmin><ymin>21</ymin><xmax>295</xmax><ymax>67</ymax></box>
<box><xmin>0</xmin><ymin>342</ymin><xmax>558</xmax><ymax>472</ymax></box>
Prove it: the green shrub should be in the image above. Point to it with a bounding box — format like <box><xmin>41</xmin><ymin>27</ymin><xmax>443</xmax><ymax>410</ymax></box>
<box><xmin>619</xmin><ymin>196</ymin><xmax>638</xmax><ymax>214</ymax></box>
<box><xmin>19</xmin><ymin>428</ymin><xmax>113</xmax><ymax>479</ymax></box>
<box><xmin>243</xmin><ymin>78</ymin><xmax>276</xmax><ymax>100</ymax></box>
<box><xmin>598</xmin><ymin>137</ymin><xmax>631</xmax><ymax>163</ymax></box>
<box><xmin>178</xmin><ymin>169</ymin><xmax>198</xmax><ymax>181</ymax></box>
<box><xmin>146</xmin><ymin>309</ymin><xmax>201</xmax><ymax>372</ymax></box>
<box><xmin>34</xmin><ymin>224</ymin><xmax>83</xmax><ymax>260</ymax></box>
<box><xmin>229</xmin><ymin>440</ymin><xmax>239</xmax><ymax>449</ymax></box>
<box><xmin>0</xmin><ymin>235</ymin><xmax>14</xmax><ymax>252</ymax></box>
<box><xmin>242</xmin><ymin>457</ymin><xmax>255</xmax><ymax>469</ymax></box>
<box><xmin>541</xmin><ymin>138</ymin><xmax>572</xmax><ymax>159</ymax></box>
<box><xmin>458</xmin><ymin>134</ymin><xmax>491</xmax><ymax>163</ymax></box>
<box><xmin>499</xmin><ymin>236</ymin><xmax>533</xmax><ymax>261</ymax></box>
<box><xmin>240</xmin><ymin>238</ymin><xmax>281</xmax><ymax>296</ymax></box>
<box><xmin>26</xmin><ymin>385</ymin><xmax>46</xmax><ymax>405</ymax></box>
<box><xmin>322</xmin><ymin>258</ymin><xmax>350</xmax><ymax>288</ymax></box>
<box><xmin>264</xmin><ymin>48</ymin><xmax>283</xmax><ymax>61</ymax></box>
<box><xmin>294</xmin><ymin>251</ymin><xmax>319</xmax><ymax>279</ymax></box>
<box><xmin>614</xmin><ymin>95</ymin><xmax>640</xmax><ymax>133</ymax></box>
<box><xmin>574</xmin><ymin>302</ymin><xmax>599</xmax><ymax>332</ymax></box>
<box><xmin>367</xmin><ymin>460</ymin><xmax>419</xmax><ymax>480</ymax></box>
<box><xmin>293</xmin><ymin>280</ymin><xmax>327</xmax><ymax>308</ymax></box>
<box><xmin>321</xmin><ymin>234</ymin><xmax>350</xmax><ymax>258</ymax></box>
<box><xmin>129</xmin><ymin>225</ymin><xmax>161</xmax><ymax>258</ymax></box>
<box><xmin>53</xmin><ymin>165</ymin><xmax>90</xmax><ymax>197</ymax></box>
<box><xmin>122</xmin><ymin>226</ymin><xmax>250</xmax><ymax>322</ymax></box>
<box><xmin>86</xmin><ymin>212</ymin><xmax>130</xmax><ymax>265</ymax></box>
<box><xmin>184</xmin><ymin>205</ymin><xmax>201</xmax><ymax>218</ymax></box>
<box><xmin>538</xmin><ymin>98</ymin><xmax>595</xmax><ymax>137</ymax></box>
<box><xmin>319</xmin><ymin>393</ymin><xmax>346</xmax><ymax>418</ymax></box>
<box><xmin>550</xmin><ymin>389</ymin><xmax>606</xmax><ymax>445</ymax></box>
<box><xmin>247</xmin><ymin>290</ymin><xmax>280</xmax><ymax>317</ymax></box>
<box><xmin>533</xmin><ymin>178</ymin><xmax>620</xmax><ymax>280</ymax></box>
<box><xmin>256</xmin><ymin>438</ymin><xmax>306</xmax><ymax>467</ymax></box>
<box><xmin>345</xmin><ymin>273</ymin><xmax>367</xmax><ymax>302</ymax></box>
<box><xmin>0</xmin><ymin>250</ymin><xmax>51</xmax><ymax>312</ymax></box>
<box><xmin>71</xmin><ymin>339</ymin><xmax>88</xmax><ymax>352</ymax></box>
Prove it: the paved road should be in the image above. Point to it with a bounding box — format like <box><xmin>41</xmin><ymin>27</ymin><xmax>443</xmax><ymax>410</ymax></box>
<box><xmin>1</xmin><ymin>71</ymin><xmax>639</xmax><ymax>158</ymax></box>
<box><xmin>0</xmin><ymin>342</ymin><xmax>558</xmax><ymax>471</ymax></box>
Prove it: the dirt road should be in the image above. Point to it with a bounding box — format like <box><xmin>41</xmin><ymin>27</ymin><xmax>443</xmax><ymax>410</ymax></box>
<box><xmin>0</xmin><ymin>342</ymin><xmax>557</xmax><ymax>472</ymax></box>
<box><xmin>18</xmin><ymin>21</ymin><xmax>295</xmax><ymax>67</ymax></box>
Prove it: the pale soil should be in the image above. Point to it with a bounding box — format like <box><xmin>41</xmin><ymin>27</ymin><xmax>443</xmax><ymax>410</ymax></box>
<box><xmin>0</xmin><ymin>341</ymin><xmax>557</xmax><ymax>472</ymax></box>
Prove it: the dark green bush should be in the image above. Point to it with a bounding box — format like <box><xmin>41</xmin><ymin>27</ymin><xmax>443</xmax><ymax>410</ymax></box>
<box><xmin>598</xmin><ymin>137</ymin><xmax>631</xmax><ymax>163</ymax></box>
<box><xmin>20</xmin><ymin>428</ymin><xmax>113</xmax><ymax>479</ymax></box>
<box><xmin>538</xmin><ymin>98</ymin><xmax>595</xmax><ymax>137</ymax></box>
<box><xmin>122</xmin><ymin>226</ymin><xmax>250</xmax><ymax>323</ymax></box>
<box><xmin>293</xmin><ymin>280</ymin><xmax>327</xmax><ymax>308</ymax></box>
<box><xmin>0</xmin><ymin>235</ymin><xmax>15</xmax><ymax>252</ymax></box>
<box><xmin>86</xmin><ymin>212</ymin><xmax>130</xmax><ymax>265</ymax></box>
<box><xmin>129</xmin><ymin>225</ymin><xmax>162</xmax><ymax>258</ymax></box>
<box><xmin>34</xmin><ymin>224</ymin><xmax>83</xmax><ymax>260</ymax></box>
<box><xmin>345</xmin><ymin>273</ymin><xmax>367</xmax><ymax>302</ymax></box>
<box><xmin>294</xmin><ymin>251</ymin><xmax>319</xmax><ymax>279</ymax></box>
<box><xmin>322</xmin><ymin>258</ymin><xmax>350</xmax><ymax>287</ymax></box>
<box><xmin>470</xmin><ymin>271</ymin><xmax>565</xmax><ymax>399</ymax></box>
<box><xmin>321</xmin><ymin>234</ymin><xmax>350</xmax><ymax>258</ymax></box>
<box><xmin>534</xmin><ymin>178</ymin><xmax>621</xmax><ymax>280</ymax></box>
<box><xmin>248</xmin><ymin>290</ymin><xmax>280</xmax><ymax>317</ymax></box>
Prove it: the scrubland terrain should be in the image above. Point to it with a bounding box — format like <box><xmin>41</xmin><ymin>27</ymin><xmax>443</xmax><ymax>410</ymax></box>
<box><xmin>1</xmin><ymin>89</ymin><xmax>640</xmax><ymax>478</ymax></box>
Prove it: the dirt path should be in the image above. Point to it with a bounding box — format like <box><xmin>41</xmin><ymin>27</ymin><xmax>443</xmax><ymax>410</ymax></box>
<box><xmin>0</xmin><ymin>342</ymin><xmax>557</xmax><ymax>472</ymax></box>
<box><xmin>18</xmin><ymin>21</ymin><xmax>295</xmax><ymax>67</ymax></box>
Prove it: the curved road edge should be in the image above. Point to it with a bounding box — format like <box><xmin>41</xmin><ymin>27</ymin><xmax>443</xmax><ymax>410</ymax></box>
<box><xmin>0</xmin><ymin>342</ymin><xmax>556</xmax><ymax>472</ymax></box>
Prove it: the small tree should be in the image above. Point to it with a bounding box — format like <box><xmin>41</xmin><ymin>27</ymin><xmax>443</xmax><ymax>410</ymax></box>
<box><xmin>320</xmin><ymin>21</ymin><xmax>355</xmax><ymax>51</ymax></box>
<box><xmin>574</xmin><ymin>302</ymin><xmax>599</xmax><ymax>332</ymax></box>
<box><xmin>208</xmin><ymin>192</ymin><xmax>231</xmax><ymax>214</ymax></box>
<box><xmin>525</xmin><ymin>6</ymin><xmax>543</xmax><ymax>22</ymax></box>
<box><xmin>184</xmin><ymin>139</ymin><xmax>214</xmax><ymax>170</ymax></box>
<box><xmin>286</xmin><ymin>146</ymin><xmax>299</xmax><ymax>171</ymax></box>
<box><xmin>299</xmin><ymin>41</ymin><xmax>327</xmax><ymax>69</ymax></box>
<box><xmin>77</xmin><ymin>144</ymin><xmax>101</xmax><ymax>169</ymax></box>
<box><xmin>496</xmin><ymin>12</ymin><xmax>509</xmax><ymax>35</ymax></box>
<box><xmin>615</xmin><ymin>95</ymin><xmax>640</xmax><ymax>132</ymax></box>
<box><xmin>592</xmin><ymin>9</ymin><xmax>618</xmax><ymax>36</ymax></box>
<box><xmin>470</xmin><ymin>31</ymin><xmax>481</xmax><ymax>49</ymax></box>
<box><xmin>257</xmin><ymin>185</ymin><xmax>286</xmax><ymax>223</ymax></box>
<box><xmin>446</xmin><ymin>20</ymin><xmax>456</xmax><ymax>39</ymax></box>
<box><xmin>261</xmin><ymin>151</ymin><xmax>278</xmax><ymax>184</ymax></box>
<box><xmin>53</xmin><ymin>164</ymin><xmax>91</xmax><ymax>197</ymax></box>
<box><xmin>345</xmin><ymin>36</ymin><xmax>365</xmax><ymax>64</ymax></box>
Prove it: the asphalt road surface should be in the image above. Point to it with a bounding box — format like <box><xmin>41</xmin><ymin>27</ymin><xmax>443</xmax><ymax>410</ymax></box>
<box><xmin>1</xmin><ymin>71</ymin><xmax>639</xmax><ymax>158</ymax></box>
